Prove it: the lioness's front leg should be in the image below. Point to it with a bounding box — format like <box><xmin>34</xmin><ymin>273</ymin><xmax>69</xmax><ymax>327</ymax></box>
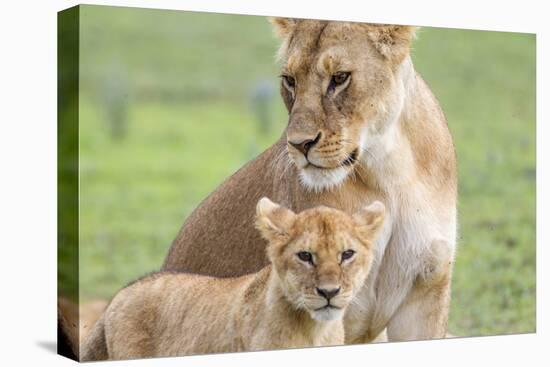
<box><xmin>386</xmin><ymin>240</ymin><xmax>454</xmax><ymax>341</ymax></box>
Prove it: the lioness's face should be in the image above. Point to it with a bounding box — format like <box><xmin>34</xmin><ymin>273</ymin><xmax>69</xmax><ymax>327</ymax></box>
<box><xmin>272</xmin><ymin>19</ymin><xmax>415</xmax><ymax>191</ymax></box>
<box><xmin>256</xmin><ymin>198</ymin><xmax>385</xmax><ymax>322</ymax></box>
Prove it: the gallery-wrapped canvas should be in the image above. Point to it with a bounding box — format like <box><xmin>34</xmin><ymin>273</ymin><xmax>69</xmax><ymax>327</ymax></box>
<box><xmin>58</xmin><ymin>4</ymin><xmax>535</xmax><ymax>362</ymax></box>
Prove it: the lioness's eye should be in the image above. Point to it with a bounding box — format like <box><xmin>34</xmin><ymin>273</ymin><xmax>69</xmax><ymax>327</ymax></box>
<box><xmin>282</xmin><ymin>75</ymin><xmax>296</xmax><ymax>89</ymax></box>
<box><xmin>341</xmin><ymin>249</ymin><xmax>355</xmax><ymax>262</ymax></box>
<box><xmin>331</xmin><ymin>72</ymin><xmax>350</xmax><ymax>86</ymax></box>
<box><xmin>297</xmin><ymin>251</ymin><xmax>313</xmax><ymax>264</ymax></box>
<box><xmin>327</xmin><ymin>72</ymin><xmax>351</xmax><ymax>95</ymax></box>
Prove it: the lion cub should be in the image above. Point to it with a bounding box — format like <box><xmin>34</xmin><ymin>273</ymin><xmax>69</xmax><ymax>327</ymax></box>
<box><xmin>81</xmin><ymin>198</ymin><xmax>385</xmax><ymax>361</ymax></box>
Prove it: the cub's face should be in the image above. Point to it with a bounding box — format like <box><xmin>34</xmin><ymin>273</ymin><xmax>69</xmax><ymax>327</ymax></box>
<box><xmin>256</xmin><ymin>198</ymin><xmax>385</xmax><ymax>322</ymax></box>
<box><xmin>271</xmin><ymin>19</ymin><xmax>416</xmax><ymax>191</ymax></box>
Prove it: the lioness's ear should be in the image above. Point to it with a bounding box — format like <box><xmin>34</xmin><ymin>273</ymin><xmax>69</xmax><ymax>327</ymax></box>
<box><xmin>353</xmin><ymin>201</ymin><xmax>386</xmax><ymax>240</ymax></box>
<box><xmin>256</xmin><ymin>197</ymin><xmax>296</xmax><ymax>243</ymax></box>
<box><xmin>269</xmin><ymin>17</ymin><xmax>296</xmax><ymax>39</ymax></box>
<box><xmin>365</xmin><ymin>24</ymin><xmax>418</xmax><ymax>64</ymax></box>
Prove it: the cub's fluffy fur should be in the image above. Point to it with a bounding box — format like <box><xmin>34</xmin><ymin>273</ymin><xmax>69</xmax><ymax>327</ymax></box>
<box><xmin>81</xmin><ymin>199</ymin><xmax>385</xmax><ymax>361</ymax></box>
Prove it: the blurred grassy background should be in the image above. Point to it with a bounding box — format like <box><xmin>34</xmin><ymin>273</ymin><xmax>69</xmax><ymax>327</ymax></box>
<box><xmin>69</xmin><ymin>5</ymin><xmax>535</xmax><ymax>337</ymax></box>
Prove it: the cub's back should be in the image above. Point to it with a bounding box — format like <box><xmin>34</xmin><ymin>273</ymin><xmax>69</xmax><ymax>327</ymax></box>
<box><xmin>104</xmin><ymin>271</ymin><xmax>262</xmax><ymax>357</ymax></box>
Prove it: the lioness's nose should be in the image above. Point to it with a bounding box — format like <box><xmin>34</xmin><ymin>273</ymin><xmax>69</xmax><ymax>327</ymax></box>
<box><xmin>289</xmin><ymin>132</ymin><xmax>321</xmax><ymax>156</ymax></box>
<box><xmin>316</xmin><ymin>287</ymin><xmax>341</xmax><ymax>300</ymax></box>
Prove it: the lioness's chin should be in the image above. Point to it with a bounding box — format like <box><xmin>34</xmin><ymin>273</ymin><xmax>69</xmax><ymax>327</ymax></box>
<box><xmin>298</xmin><ymin>166</ymin><xmax>351</xmax><ymax>192</ymax></box>
<box><xmin>309</xmin><ymin>307</ymin><xmax>344</xmax><ymax>322</ymax></box>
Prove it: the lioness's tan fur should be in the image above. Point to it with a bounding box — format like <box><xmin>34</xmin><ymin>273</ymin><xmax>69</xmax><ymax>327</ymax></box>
<box><xmin>81</xmin><ymin>199</ymin><xmax>385</xmax><ymax>361</ymax></box>
<box><xmin>163</xmin><ymin>19</ymin><xmax>457</xmax><ymax>343</ymax></box>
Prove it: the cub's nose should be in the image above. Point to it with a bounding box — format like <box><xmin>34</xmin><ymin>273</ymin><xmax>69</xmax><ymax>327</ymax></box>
<box><xmin>316</xmin><ymin>287</ymin><xmax>341</xmax><ymax>300</ymax></box>
<box><xmin>289</xmin><ymin>132</ymin><xmax>321</xmax><ymax>156</ymax></box>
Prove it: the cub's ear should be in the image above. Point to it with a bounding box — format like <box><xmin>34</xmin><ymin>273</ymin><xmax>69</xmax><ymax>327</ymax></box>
<box><xmin>364</xmin><ymin>24</ymin><xmax>418</xmax><ymax>64</ymax></box>
<box><xmin>256</xmin><ymin>197</ymin><xmax>296</xmax><ymax>243</ymax></box>
<box><xmin>269</xmin><ymin>17</ymin><xmax>296</xmax><ymax>39</ymax></box>
<box><xmin>353</xmin><ymin>201</ymin><xmax>386</xmax><ymax>240</ymax></box>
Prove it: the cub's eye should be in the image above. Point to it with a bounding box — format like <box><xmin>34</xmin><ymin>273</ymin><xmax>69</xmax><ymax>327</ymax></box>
<box><xmin>297</xmin><ymin>251</ymin><xmax>313</xmax><ymax>264</ymax></box>
<box><xmin>331</xmin><ymin>72</ymin><xmax>350</xmax><ymax>86</ymax></box>
<box><xmin>282</xmin><ymin>75</ymin><xmax>296</xmax><ymax>89</ymax></box>
<box><xmin>341</xmin><ymin>249</ymin><xmax>355</xmax><ymax>262</ymax></box>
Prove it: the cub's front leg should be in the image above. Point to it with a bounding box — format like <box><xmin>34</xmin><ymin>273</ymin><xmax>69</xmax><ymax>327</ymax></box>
<box><xmin>386</xmin><ymin>239</ymin><xmax>454</xmax><ymax>341</ymax></box>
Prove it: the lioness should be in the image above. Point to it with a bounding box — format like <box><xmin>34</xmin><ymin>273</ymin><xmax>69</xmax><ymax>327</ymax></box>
<box><xmin>81</xmin><ymin>199</ymin><xmax>385</xmax><ymax>360</ymax></box>
<box><xmin>163</xmin><ymin>19</ymin><xmax>457</xmax><ymax>343</ymax></box>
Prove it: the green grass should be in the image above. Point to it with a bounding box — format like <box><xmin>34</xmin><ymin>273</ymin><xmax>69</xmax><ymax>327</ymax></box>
<box><xmin>78</xmin><ymin>99</ymin><xmax>287</xmax><ymax>297</ymax></box>
<box><xmin>413</xmin><ymin>28</ymin><xmax>536</xmax><ymax>336</ymax></box>
<box><xmin>68</xmin><ymin>5</ymin><xmax>535</xmax><ymax>337</ymax></box>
